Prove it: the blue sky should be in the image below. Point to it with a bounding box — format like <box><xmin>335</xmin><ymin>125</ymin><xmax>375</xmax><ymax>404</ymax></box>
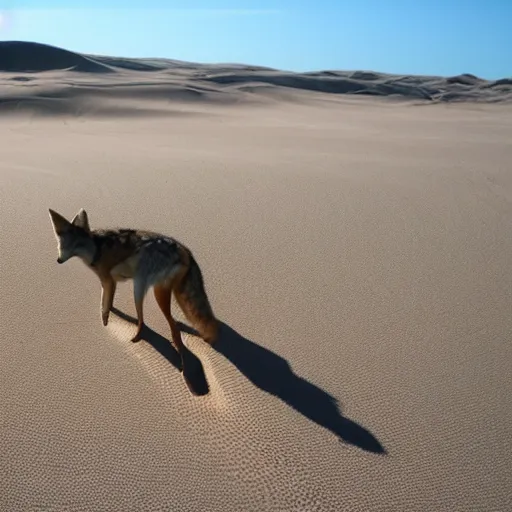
<box><xmin>0</xmin><ymin>1</ymin><xmax>510</xmax><ymax>78</ymax></box>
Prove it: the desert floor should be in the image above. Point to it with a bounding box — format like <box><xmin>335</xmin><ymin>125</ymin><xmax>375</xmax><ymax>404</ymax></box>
<box><xmin>1</xmin><ymin>92</ymin><xmax>511</xmax><ymax>511</ymax></box>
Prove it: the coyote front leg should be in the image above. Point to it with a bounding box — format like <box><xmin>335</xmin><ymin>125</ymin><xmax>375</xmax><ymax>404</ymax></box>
<box><xmin>100</xmin><ymin>276</ymin><xmax>116</xmax><ymax>326</ymax></box>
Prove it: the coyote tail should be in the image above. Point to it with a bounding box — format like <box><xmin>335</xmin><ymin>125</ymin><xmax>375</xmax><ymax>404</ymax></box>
<box><xmin>175</xmin><ymin>254</ymin><xmax>219</xmax><ymax>344</ymax></box>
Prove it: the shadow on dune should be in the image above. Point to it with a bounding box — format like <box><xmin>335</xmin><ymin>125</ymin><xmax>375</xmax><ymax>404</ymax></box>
<box><xmin>111</xmin><ymin>307</ymin><xmax>210</xmax><ymax>396</ymax></box>
<box><xmin>208</xmin><ymin>322</ymin><xmax>386</xmax><ymax>455</ymax></box>
<box><xmin>112</xmin><ymin>308</ymin><xmax>386</xmax><ymax>454</ymax></box>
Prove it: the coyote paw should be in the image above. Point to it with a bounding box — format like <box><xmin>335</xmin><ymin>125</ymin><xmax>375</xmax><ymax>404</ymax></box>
<box><xmin>131</xmin><ymin>326</ymin><xmax>144</xmax><ymax>343</ymax></box>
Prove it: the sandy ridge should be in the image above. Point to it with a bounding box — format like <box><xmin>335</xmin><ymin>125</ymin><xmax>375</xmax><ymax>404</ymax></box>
<box><xmin>0</xmin><ymin>40</ymin><xmax>510</xmax><ymax>116</ymax></box>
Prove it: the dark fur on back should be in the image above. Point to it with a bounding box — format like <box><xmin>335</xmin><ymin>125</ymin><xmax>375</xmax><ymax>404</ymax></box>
<box><xmin>92</xmin><ymin>228</ymin><xmax>178</xmax><ymax>255</ymax></box>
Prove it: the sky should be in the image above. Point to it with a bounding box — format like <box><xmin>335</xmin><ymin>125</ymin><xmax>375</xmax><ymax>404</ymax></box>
<box><xmin>0</xmin><ymin>0</ymin><xmax>510</xmax><ymax>79</ymax></box>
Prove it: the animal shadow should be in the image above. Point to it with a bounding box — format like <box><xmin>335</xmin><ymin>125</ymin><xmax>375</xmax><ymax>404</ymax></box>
<box><xmin>111</xmin><ymin>307</ymin><xmax>209</xmax><ymax>396</ymax></box>
<box><xmin>112</xmin><ymin>308</ymin><xmax>386</xmax><ymax>454</ymax></box>
<box><xmin>180</xmin><ymin>321</ymin><xmax>387</xmax><ymax>455</ymax></box>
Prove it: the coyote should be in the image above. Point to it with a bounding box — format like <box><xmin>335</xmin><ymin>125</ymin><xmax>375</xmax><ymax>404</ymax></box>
<box><xmin>48</xmin><ymin>208</ymin><xmax>219</xmax><ymax>358</ymax></box>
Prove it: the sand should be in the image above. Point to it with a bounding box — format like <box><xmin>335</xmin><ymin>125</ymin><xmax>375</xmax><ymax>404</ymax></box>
<box><xmin>1</xmin><ymin>42</ymin><xmax>512</xmax><ymax>511</ymax></box>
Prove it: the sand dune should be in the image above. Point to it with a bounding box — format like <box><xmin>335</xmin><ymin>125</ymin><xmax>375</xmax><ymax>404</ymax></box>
<box><xmin>0</xmin><ymin>41</ymin><xmax>510</xmax><ymax>118</ymax></box>
<box><xmin>0</xmin><ymin>40</ymin><xmax>113</xmax><ymax>73</ymax></box>
<box><xmin>1</xmin><ymin>41</ymin><xmax>512</xmax><ymax>511</ymax></box>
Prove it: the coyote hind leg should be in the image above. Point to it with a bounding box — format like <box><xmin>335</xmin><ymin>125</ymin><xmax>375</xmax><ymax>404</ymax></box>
<box><xmin>154</xmin><ymin>281</ymin><xmax>206</xmax><ymax>395</ymax></box>
<box><xmin>153</xmin><ymin>283</ymin><xmax>186</xmax><ymax>354</ymax></box>
<box><xmin>131</xmin><ymin>275</ymin><xmax>148</xmax><ymax>343</ymax></box>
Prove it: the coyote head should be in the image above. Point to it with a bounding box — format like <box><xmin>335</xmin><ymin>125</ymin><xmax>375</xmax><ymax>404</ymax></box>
<box><xmin>48</xmin><ymin>208</ymin><xmax>95</xmax><ymax>265</ymax></box>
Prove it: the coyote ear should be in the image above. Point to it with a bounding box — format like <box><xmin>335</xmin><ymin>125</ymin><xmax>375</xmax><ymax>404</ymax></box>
<box><xmin>71</xmin><ymin>208</ymin><xmax>90</xmax><ymax>232</ymax></box>
<box><xmin>48</xmin><ymin>208</ymin><xmax>71</xmax><ymax>235</ymax></box>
